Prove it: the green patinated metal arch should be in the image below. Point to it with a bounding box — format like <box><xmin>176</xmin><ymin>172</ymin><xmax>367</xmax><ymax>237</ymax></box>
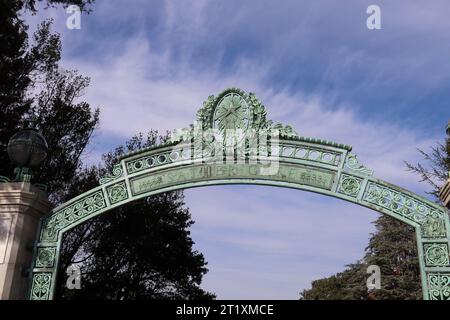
<box><xmin>29</xmin><ymin>88</ymin><xmax>450</xmax><ymax>300</ymax></box>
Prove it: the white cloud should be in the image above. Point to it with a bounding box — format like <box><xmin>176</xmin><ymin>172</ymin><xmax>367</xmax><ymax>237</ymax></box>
<box><xmin>64</xmin><ymin>35</ymin><xmax>436</xmax><ymax>191</ymax></box>
<box><xmin>60</xmin><ymin>32</ymin><xmax>438</xmax><ymax>298</ymax></box>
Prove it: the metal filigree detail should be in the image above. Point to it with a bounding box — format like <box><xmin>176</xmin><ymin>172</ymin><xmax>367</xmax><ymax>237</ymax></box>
<box><xmin>99</xmin><ymin>164</ymin><xmax>124</xmax><ymax>185</ymax></box>
<box><xmin>269</xmin><ymin>122</ymin><xmax>298</xmax><ymax>139</ymax></box>
<box><xmin>363</xmin><ymin>182</ymin><xmax>442</xmax><ymax>224</ymax></box>
<box><xmin>424</xmin><ymin>243</ymin><xmax>450</xmax><ymax>267</ymax></box>
<box><xmin>338</xmin><ymin>175</ymin><xmax>362</xmax><ymax>197</ymax></box>
<box><xmin>30</xmin><ymin>273</ymin><xmax>52</xmax><ymax>300</ymax></box>
<box><xmin>248</xmin><ymin>92</ymin><xmax>267</xmax><ymax>130</ymax></box>
<box><xmin>428</xmin><ymin>273</ymin><xmax>450</xmax><ymax>300</ymax></box>
<box><xmin>35</xmin><ymin>247</ymin><xmax>56</xmax><ymax>268</ymax></box>
<box><xmin>281</xmin><ymin>146</ymin><xmax>341</xmax><ymax>165</ymax></box>
<box><xmin>172</xmin><ymin>88</ymin><xmax>298</xmax><ymax>146</ymax></box>
<box><xmin>344</xmin><ymin>154</ymin><xmax>373</xmax><ymax>176</ymax></box>
<box><xmin>126</xmin><ymin>150</ymin><xmax>178</xmax><ymax>174</ymax></box>
<box><xmin>421</xmin><ymin>211</ymin><xmax>447</xmax><ymax>238</ymax></box>
<box><xmin>107</xmin><ymin>181</ymin><xmax>128</xmax><ymax>205</ymax></box>
<box><xmin>40</xmin><ymin>190</ymin><xmax>106</xmax><ymax>241</ymax></box>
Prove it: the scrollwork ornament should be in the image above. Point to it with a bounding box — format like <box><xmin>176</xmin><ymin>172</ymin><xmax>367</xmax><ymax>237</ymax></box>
<box><xmin>339</xmin><ymin>175</ymin><xmax>361</xmax><ymax>197</ymax></box>
<box><xmin>35</xmin><ymin>247</ymin><xmax>56</xmax><ymax>268</ymax></box>
<box><xmin>270</xmin><ymin>122</ymin><xmax>298</xmax><ymax>139</ymax></box>
<box><xmin>428</xmin><ymin>273</ymin><xmax>450</xmax><ymax>300</ymax></box>
<box><xmin>424</xmin><ymin>243</ymin><xmax>449</xmax><ymax>267</ymax></box>
<box><xmin>40</xmin><ymin>191</ymin><xmax>106</xmax><ymax>241</ymax></box>
<box><xmin>99</xmin><ymin>164</ymin><xmax>124</xmax><ymax>185</ymax></box>
<box><xmin>422</xmin><ymin>212</ymin><xmax>447</xmax><ymax>238</ymax></box>
<box><xmin>107</xmin><ymin>182</ymin><xmax>128</xmax><ymax>205</ymax></box>
<box><xmin>345</xmin><ymin>154</ymin><xmax>374</xmax><ymax>176</ymax></box>
<box><xmin>248</xmin><ymin>92</ymin><xmax>268</xmax><ymax>129</ymax></box>
<box><xmin>31</xmin><ymin>273</ymin><xmax>52</xmax><ymax>300</ymax></box>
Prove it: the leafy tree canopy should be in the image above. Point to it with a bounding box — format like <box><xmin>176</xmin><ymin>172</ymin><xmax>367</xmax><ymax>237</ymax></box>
<box><xmin>56</xmin><ymin>132</ymin><xmax>215</xmax><ymax>300</ymax></box>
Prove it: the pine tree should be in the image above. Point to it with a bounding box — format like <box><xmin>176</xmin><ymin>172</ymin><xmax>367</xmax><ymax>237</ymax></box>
<box><xmin>300</xmin><ymin>263</ymin><xmax>368</xmax><ymax>300</ymax></box>
<box><xmin>363</xmin><ymin>216</ymin><xmax>421</xmax><ymax>300</ymax></box>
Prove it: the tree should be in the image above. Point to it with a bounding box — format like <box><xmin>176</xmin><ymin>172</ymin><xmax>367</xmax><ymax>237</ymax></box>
<box><xmin>362</xmin><ymin>216</ymin><xmax>421</xmax><ymax>300</ymax></box>
<box><xmin>9</xmin><ymin>0</ymin><xmax>94</xmax><ymax>13</ymax></box>
<box><xmin>300</xmin><ymin>123</ymin><xmax>450</xmax><ymax>300</ymax></box>
<box><xmin>0</xmin><ymin>0</ymin><xmax>98</xmax><ymax>197</ymax></box>
<box><xmin>33</xmin><ymin>67</ymin><xmax>99</xmax><ymax>203</ymax></box>
<box><xmin>2</xmin><ymin>0</ymin><xmax>212</xmax><ymax>300</ymax></box>
<box><xmin>0</xmin><ymin>2</ymin><xmax>55</xmax><ymax>177</ymax></box>
<box><xmin>56</xmin><ymin>132</ymin><xmax>215</xmax><ymax>300</ymax></box>
<box><xmin>406</xmin><ymin>123</ymin><xmax>450</xmax><ymax>199</ymax></box>
<box><xmin>300</xmin><ymin>263</ymin><xmax>368</xmax><ymax>300</ymax></box>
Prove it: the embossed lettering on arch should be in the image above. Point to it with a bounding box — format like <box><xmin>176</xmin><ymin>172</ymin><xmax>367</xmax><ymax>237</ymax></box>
<box><xmin>30</xmin><ymin>88</ymin><xmax>450</xmax><ymax>300</ymax></box>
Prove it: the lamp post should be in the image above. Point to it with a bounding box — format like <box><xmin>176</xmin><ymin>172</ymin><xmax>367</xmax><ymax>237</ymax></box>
<box><xmin>7</xmin><ymin>120</ymin><xmax>48</xmax><ymax>182</ymax></box>
<box><xmin>0</xmin><ymin>120</ymin><xmax>51</xmax><ymax>299</ymax></box>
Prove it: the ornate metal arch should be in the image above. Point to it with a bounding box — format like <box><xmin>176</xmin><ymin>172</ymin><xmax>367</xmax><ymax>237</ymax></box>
<box><xmin>29</xmin><ymin>88</ymin><xmax>450</xmax><ymax>300</ymax></box>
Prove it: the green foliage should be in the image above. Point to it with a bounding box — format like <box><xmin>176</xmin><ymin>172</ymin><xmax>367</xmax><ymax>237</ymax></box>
<box><xmin>300</xmin><ymin>263</ymin><xmax>368</xmax><ymax>300</ymax></box>
<box><xmin>2</xmin><ymin>0</ymin><xmax>212</xmax><ymax>300</ymax></box>
<box><xmin>13</xmin><ymin>0</ymin><xmax>94</xmax><ymax>13</ymax></box>
<box><xmin>300</xmin><ymin>216</ymin><xmax>421</xmax><ymax>300</ymax></box>
<box><xmin>405</xmin><ymin>127</ymin><xmax>450</xmax><ymax>199</ymax></box>
<box><xmin>33</xmin><ymin>68</ymin><xmax>99</xmax><ymax>203</ymax></box>
<box><xmin>363</xmin><ymin>216</ymin><xmax>421</xmax><ymax>300</ymax></box>
<box><xmin>56</xmin><ymin>132</ymin><xmax>215</xmax><ymax>300</ymax></box>
<box><xmin>0</xmin><ymin>1</ymin><xmax>99</xmax><ymax>201</ymax></box>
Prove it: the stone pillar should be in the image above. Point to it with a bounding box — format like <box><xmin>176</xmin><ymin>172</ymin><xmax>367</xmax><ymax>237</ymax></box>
<box><xmin>440</xmin><ymin>177</ymin><xmax>450</xmax><ymax>209</ymax></box>
<box><xmin>0</xmin><ymin>182</ymin><xmax>50</xmax><ymax>300</ymax></box>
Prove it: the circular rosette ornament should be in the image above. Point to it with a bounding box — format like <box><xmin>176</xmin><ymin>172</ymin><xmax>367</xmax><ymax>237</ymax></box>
<box><xmin>214</xmin><ymin>93</ymin><xmax>250</xmax><ymax>132</ymax></box>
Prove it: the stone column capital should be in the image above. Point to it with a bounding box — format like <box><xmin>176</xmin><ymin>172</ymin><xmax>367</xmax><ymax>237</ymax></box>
<box><xmin>0</xmin><ymin>182</ymin><xmax>51</xmax><ymax>219</ymax></box>
<box><xmin>0</xmin><ymin>182</ymin><xmax>51</xmax><ymax>300</ymax></box>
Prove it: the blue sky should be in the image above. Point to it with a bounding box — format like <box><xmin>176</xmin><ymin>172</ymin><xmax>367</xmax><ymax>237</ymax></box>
<box><xmin>27</xmin><ymin>0</ymin><xmax>449</xmax><ymax>299</ymax></box>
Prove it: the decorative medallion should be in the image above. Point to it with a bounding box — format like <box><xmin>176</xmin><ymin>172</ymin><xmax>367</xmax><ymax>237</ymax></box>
<box><xmin>107</xmin><ymin>181</ymin><xmax>128</xmax><ymax>205</ymax></box>
<box><xmin>424</xmin><ymin>243</ymin><xmax>449</xmax><ymax>267</ymax></box>
<box><xmin>35</xmin><ymin>247</ymin><xmax>56</xmax><ymax>268</ymax></box>
<box><xmin>338</xmin><ymin>175</ymin><xmax>362</xmax><ymax>197</ymax></box>
<box><xmin>213</xmin><ymin>92</ymin><xmax>251</xmax><ymax>134</ymax></box>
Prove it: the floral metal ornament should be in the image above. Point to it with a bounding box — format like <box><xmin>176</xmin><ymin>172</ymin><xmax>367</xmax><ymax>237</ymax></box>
<box><xmin>30</xmin><ymin>273</ymin><xmax>52</xmax><ymax>300</ymax></box>
<box><xmin>214</xmin><ymin>93</ymin><xmax>251</xmax><ymax>132</ymax></box>
<box><xmin>424</xmin><ymin>243</ymin><xmax>449</xmax><ymax>267</ymax></box>
<box><xmin>107</xmin><ymin>181</ymin><xmax>128</xmax><ymax>205</ymax></box>
<box><xmin>35</xmin><ymin>247</ymin><xmax>56</xmax><ymax>268</ymax></box>
<box><xmin>338</xmin><ymin>175</ymin><xmax>362</xmax><ymax>197</ymax></box>
<box><xmin>428</xmin><ymin>273</ymin><xmax>450</xmax><ymax>300</ymax></box>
